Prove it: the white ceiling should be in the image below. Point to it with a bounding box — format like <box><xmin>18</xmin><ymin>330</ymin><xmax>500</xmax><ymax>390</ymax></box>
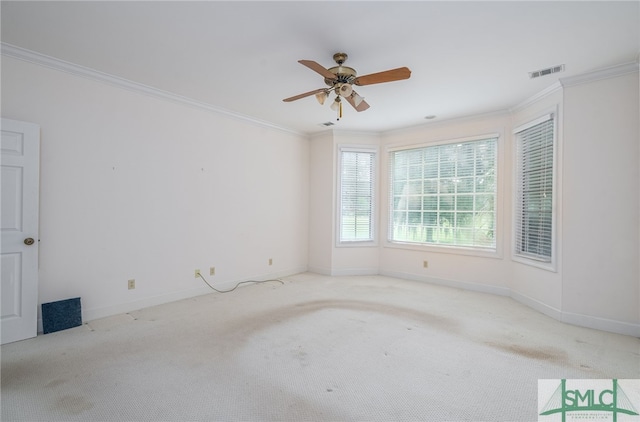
<box><xmin>2</xmin><ymin>1</ymin><xmax>639</xmax><ymax>134</ymax></box>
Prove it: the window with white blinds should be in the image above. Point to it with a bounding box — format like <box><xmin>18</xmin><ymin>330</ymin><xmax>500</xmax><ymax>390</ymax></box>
<box><xmin>339</xmin><ymin>148</ymin><xmax>376</xmax><ymax>243</ymax></box>
<box><xmin>514</xmin><ymin>114</ymin><xmax>555</xmax><ymax>263</ymax></box>
<box><xmin>388</xmin><ymin>137</ymin><xmax>497</xmax><ymax>249</ymax></box>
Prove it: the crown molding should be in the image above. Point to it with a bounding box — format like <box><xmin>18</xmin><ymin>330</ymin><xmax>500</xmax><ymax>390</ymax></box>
<box><xmin>509</xmin><ymin>61</ymin><xmax>639</xmax><ymax>113</ymax></box>
<box><xmin>559</xmin><ymin>61</ymin><xmax>639</xmax><ymax>88</ymax></box>
<box><xmin>509</xmin><ymin>82</ymin><xmax>562</xmax><ymax>114</ymax></box>
<box><xmin>4</xmin><ymin>42</ymin><xmax>637</xmax><ymax>139</ymax></box>
<box><xmin>1</xmin><ymin>43</ymin><xmax>306</xmax><ymax>137</ymax></box>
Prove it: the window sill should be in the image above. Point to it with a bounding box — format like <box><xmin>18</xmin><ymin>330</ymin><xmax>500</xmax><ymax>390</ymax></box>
<box><xmin>384</xmin><ymin>241</ymin><xmax>501</xmax><ymax>259</ymax></box>
<box><xmin>512</xmin><ymin>254</ymin><xmax>557</xmax><ymax>272</ymax></box>
<box><xmin>336</xmin><ymin>240</ymin><xmax>378</xmax><ymax>248</ymax></box>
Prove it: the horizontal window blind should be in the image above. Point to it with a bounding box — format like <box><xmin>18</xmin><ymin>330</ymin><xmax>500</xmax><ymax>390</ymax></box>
<box><xmin>388</xmin><ymin>137</ymin><xmax>497</xmax><ymax>249</ymax></box>
<box><xmin>339</xmin><ymin>149</ymin><xmax>375</xmax><ymax>242</ymax></box>
<box><xmin>514</xmin><ymin>115</ymin><xmax>554</xmax><ymax>262</ymax></box>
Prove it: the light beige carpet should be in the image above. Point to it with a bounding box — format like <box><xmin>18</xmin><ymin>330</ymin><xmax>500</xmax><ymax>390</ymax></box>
<box><xmin>2</xmin><ymin>273</ymin><xmax>639</xmax><ymax>421</ymax></box>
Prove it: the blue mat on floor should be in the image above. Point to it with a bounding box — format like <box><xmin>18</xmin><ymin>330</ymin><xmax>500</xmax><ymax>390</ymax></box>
<box><xmin>42</xmin><ymin>297</ymin><xmax>82</xmax><ymax>334</ymax></box>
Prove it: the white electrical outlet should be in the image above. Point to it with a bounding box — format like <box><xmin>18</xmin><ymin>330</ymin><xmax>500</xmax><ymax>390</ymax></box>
<box><xmin>194</xmin><ymin>269</ymin><xmax>201</xmax><ymax>278</ymax></box>
<box><xmin>210</xmin><ymin>267</ymin><xmax>215</xmax><ymax>276</ymax></box>
<box><xmin>268</xmin><ymin>258</ymin><xmax>273</xmax><ymax>266</ymax></box>
<box><xmin>128</xmin><ymin>279</ymin><xmax>136</xmax><ymax>290</ymax></box>
<box><xmin>423</xmin><ymin>260</ymin><xmax>428</xmax><ymax>268</ymax></box>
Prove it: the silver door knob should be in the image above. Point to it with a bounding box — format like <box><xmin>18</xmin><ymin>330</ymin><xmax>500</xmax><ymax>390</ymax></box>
<box><xmin>24</xmin><ymin>238</ymin><xmax>35</xmax><ymax>246</ymax></box>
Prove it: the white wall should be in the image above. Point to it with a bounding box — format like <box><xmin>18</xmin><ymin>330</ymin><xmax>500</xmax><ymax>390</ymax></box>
<box><xmin>509</xmin><ymin>88</ymin><xmax>564</xmax><ymax>314</ymax></box>
<box><xmin>2</xmin><ymin>57</ymin><xmax>310</xmax><ymax>324</ymax></box>
<box><xmin>379</xmin><ymin>114</ymin><xmax>512</xmax><ymax>296</ymax></box>
<box><xmin>307</xmin><ymin>68</ymin><xmax>639</xmax><ymax>336</ymax></box>
<box><xmin>4</xmin><ymin>53</ymin><xmax>638</xmax><ymax>336</ymax></box>
<box><xmin>331</xmin><ymin>131</ymin><xmax>381</xmax><ymax>275</ymax></box>
<box><xmin>308</xmin><ymin>130</ymin><xmax>381</xmax><ymax>276</ymax></box>
<box><xmin>562</xmin><ymin>72</ymin><xmax>639</xmax><ymax>328</ymax></box>
<box><xmin>308</xmin><ymin>131</ymin><xmax>334</xmax><ymax>275</ymax></box>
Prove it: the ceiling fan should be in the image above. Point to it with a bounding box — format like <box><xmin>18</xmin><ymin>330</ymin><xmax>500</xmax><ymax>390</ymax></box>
<box><xmin>283</xmin><ymin>52</ymin><xmax>411</xmax><ymax>120</ymax></box>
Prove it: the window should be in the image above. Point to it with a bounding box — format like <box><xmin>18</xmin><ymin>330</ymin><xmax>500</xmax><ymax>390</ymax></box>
<box><xmin>389</xmin><ymin>137</ymin><xmax>497</xmax><ymax>249</ymax></box>
<box><xmin>338</xmin><ymin>147</ymin><xmax>376</xmax><ymax>243</ymax></box>
<box><xmin>514</xmin><ymin>114</ymin><xmax>555</xmax><ymax>263</ymax></box>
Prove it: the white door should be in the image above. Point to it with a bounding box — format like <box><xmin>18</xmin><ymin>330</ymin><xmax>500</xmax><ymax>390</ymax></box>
<box><xmin>1</xmin><ymin>118</ymin><xmax>40</xmax><ymax>345</ymax></box>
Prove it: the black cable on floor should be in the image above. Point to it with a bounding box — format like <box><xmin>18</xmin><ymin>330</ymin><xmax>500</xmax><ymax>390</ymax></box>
<box><xmin>197</xmin><ymin>273</ymin><xmax>284</xmax><ymax>293</ymax></box>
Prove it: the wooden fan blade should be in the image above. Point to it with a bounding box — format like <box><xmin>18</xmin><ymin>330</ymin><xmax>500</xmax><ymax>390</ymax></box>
<box><xmin>298</xmin><ymin>60</ymin><xmax>337</xmax><ymax>80</ymax></box>
<box><xmin>353</xmin><ymin>67</ymin><xmax>411</xmax><ymax>86</ymax></box>
<box><xmin>344</xmin><ymin>92</ymin><xmax>370</xmax><ymax>112</ymax></box>
<box><xmin>283</xmin><ymin>88</ymin><xmax>327</xmax><ymax>102</ymax></box>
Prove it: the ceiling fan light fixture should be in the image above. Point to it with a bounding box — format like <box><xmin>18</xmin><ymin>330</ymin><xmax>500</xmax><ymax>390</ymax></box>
<box><xmin>351</xmin><ymin>92</ymin><xmax>365</xmax><ymax>107</ymax></box>
<box><xmin>330</xmin><ymin>96</ymin><xmax>341</xmax><ymax>111</ymax></box>
<box><xmin>330</xmin><ymin>96</ymin><xmax>343</xmax><ymax>120</ymax></box>
<box><xmin>315</xmin><ymin>91</ymin><xmax>327</xmax><ymax>105</ymax></box>
<box><xmin>338</xmin><ymin>83</ymin><xmax>353</xmax><ymax>97</ymax></box>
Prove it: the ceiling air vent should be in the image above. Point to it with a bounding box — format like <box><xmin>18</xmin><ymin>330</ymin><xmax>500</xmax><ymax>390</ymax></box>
<box><xmin>319</xmin><ymin>121</ymin><xmax>335</xmax><ymax>127</ymax></box>
<box><xmin>529</xmin><ymin>64</ymin><xmax>565</xmax><ymax>79</ymax></box>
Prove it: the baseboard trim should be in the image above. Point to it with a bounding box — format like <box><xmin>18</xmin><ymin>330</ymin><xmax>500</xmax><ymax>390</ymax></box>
<box><xmin>37</xmin><ymin>284</ymin><xmax>213</xmax><ymax>334</ymax></box>
<box><xmin>509</xmin><ymin>290</ymin><xmax>639</xmax><ymax>337</ymax></box>
<box><xmin>380</xmin><ymin>270</ymin><xmax>511</xmax><ymax>297</ymax></box>
<box><xmin>372</xmin><ymin>271</ymin><xmax>640</xmax><ymax>337</ymax></box>
<box><xmin>37</xmin><ymin>267</ymin><xmax>308</xmax><ymax>332</ymax></box>
<box><xmin>83</xmin><ymin>285</ymin><xmax>214</xmax><ymax>326</ymax></box>
<box><xmin>509</xmin><ymin>290</ymin><xmax>563</xmax><ymax>322</ymax></box>
<box><xmin>39</xmin><ymin>267</ymin><xmax>639</xmax><ymax>338</ymax></box>
<box><xmin>307</xmin><ymin>265</ymin><xmax>332</xmax><ymax>276</ymax></box>
<box><xmin>560</xmin><ymin>311</ymin><xmax>640</xmax><ymax>338</ymax></box>
<box><xmin>331</xmin><ymin>267</ymin><xmax>380</xmax><ymax>276</ymax></box>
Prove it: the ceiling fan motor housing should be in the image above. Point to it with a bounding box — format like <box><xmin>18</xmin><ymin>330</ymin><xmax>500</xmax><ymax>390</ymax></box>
<box><xmin>324</xmin><ymin>52</ymin><xmax>356</xmax><ymax>87</ymax></box>
<box><xmin>325</xmin><ymin>66</ymin><xmax>357</xmax><ymax>86</ymax></box>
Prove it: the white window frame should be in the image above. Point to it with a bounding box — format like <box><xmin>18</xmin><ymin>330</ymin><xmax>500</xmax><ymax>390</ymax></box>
<box><xmin>385</xmin><ymin>134</ymin><xmax>501</xmax><ymax>257</ymax></box>
<box><xmin>336</xmin><ymin>145</ymin><xmax>378</xmax><ymax>247</ymax></box>
<box><xmin>512</xmin><ymin>111</ymin><xmax>558</xmax><ymax>271</ymax></box>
